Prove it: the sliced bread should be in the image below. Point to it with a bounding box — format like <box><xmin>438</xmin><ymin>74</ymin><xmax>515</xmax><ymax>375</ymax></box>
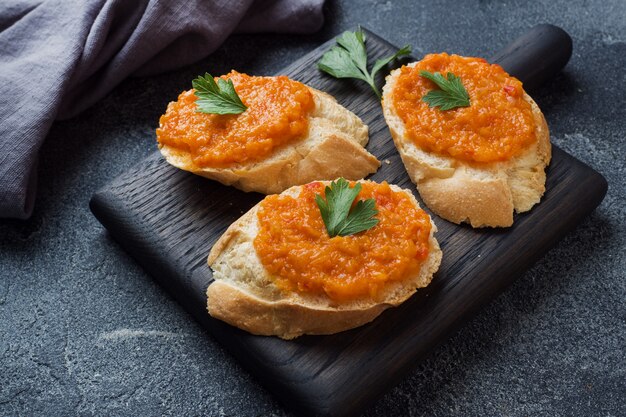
<box><xmin>382</xmin><ymin>60</ymin><xmax>551</xmax><ymax>227</ymax></box>
<box><xmin>158</xmin><ymin>81</ymin><xmax>380</xmax><ymax>194</ymax></box>
<box><xmin>207</xmin><ymin>181</ymin><xmax>442</xmax><ymax>339</ymax></box>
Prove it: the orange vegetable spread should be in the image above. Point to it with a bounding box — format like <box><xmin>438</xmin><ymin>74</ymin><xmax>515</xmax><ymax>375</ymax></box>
<box><xmin>391</xmin><ymin>53</ymin><xmax>537</xmax><ymax>163</ymax></box>
<box><xmin>156</xmin><ymin>71</ymin><xmax>315</xmax><ymax>167</ymax></box>
<box><xmin>253</xmin><ymin>181</ymin><xmax>432</xmax><ymax>303</ymax></box>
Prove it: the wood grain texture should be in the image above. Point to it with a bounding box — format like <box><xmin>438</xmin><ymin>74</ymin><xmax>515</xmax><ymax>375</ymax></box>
<box><xmin>90</xmin><ymin>26</ymin><xmax>606</xmax><ymax>417</ymax></box>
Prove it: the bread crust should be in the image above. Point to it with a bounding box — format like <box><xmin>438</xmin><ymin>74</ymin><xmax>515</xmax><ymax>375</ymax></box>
<box><xmin>159</xmin><ymin>87</ymin><xmax>380</xmax><ymax>194</ymax></box>
<box><xmin>382</xmin><ymin>62</ymin><xmax>551</xmax><ymax>228</ymax></box>
<box><xmin>207</xmin><ymin>281</ymin><xmax>390</xmax><ymax>338</ymax></box>
<box><xmin>206</xmin><ymin>181</ymin><xmax>442</xmax><ymax>339</ymax></box>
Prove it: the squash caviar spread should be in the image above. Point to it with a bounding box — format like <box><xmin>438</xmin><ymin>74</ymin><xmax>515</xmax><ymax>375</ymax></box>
<box><xmin>391</xmin><ymin>53</ymin><xmax>537</xmax><ymax>163</ymax></box>
<box><xmin>156</xmin><ymin>71</ymin><xmax>315</xmax><ymax>167</ymax></box>
<box><xmin>253</xmin><ymin>181</ymin><xmax>432</xmax><ymax>303</ymax></box>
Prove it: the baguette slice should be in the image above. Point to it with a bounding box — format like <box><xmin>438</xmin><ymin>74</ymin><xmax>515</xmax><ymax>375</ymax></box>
<box><xmin>159</xmin><ymin>86</ymin><xmax>380</xmax><ymax>195</ymax></box>
<box><xmin>206</xmin><ymin>181</ymin><xmax>442</xmax><ymax>339</ymax></box>
<box><xmin>382</xmin><ymin>62</ymin><xmax>551</xmax><ymax>228</ymax></box>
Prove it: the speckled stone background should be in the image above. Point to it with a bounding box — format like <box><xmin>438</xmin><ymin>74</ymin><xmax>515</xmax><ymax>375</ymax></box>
<box><xmin>1</xmin><ymin>0</ymin><xmax>625</xmax><ymax>415</ymax></box>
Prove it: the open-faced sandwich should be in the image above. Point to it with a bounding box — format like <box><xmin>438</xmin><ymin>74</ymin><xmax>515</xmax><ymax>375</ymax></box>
<box><xmin>156</xmin><ymin>71</ymin><xmax>380</xmax><ymax>194</ymax></box>
<box><xmin>382</xmin><ymin>53</ymin><xmax>551</xmax><ymax>227</ymax></box>
<box><xmin>206</xmin><ymin>178</ymin><xmax>442</xmax><ymax>339</ymax></box>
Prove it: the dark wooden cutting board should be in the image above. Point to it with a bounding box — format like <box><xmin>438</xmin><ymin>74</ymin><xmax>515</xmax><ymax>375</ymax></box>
<box><xmin>90</xmin><ymin>25</ymin><xmax>607</xmax><ymax>417</ymax></box>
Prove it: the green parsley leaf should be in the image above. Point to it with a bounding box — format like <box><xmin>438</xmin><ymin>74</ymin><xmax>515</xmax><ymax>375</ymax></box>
<box><xmin>371</xmin><ymin>45</ymin><xmax>412</xmax><ymax>77</ymax></box>
<box><xmin>315</xmin><ymin>178</ymin><xmax>360</xmax><ymax>234</ymax></box>
<box><xmin>192</xmin><ymin>73</ymin><xmax>247</xmax><ymax>115</ymax></box>
<box><xmin>318</xmin><ymin>29</ymin><xmax>411</xmax><ymax>99</ymax></box>
<box><xmin>315</xmin><ymin>178</ymin><xmax>379</xmax><ymax>237</ymax></box>
<box><xmin>334</xmin><ymin>199</ymin><xmax>379</xmax><ymax>236</ymax></box>
<box><xmin>420</xmin><ymin>70</ymin><xmax>470</xmax><ymax>111</ymax></box>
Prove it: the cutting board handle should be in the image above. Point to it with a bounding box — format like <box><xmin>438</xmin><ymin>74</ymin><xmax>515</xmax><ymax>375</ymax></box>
<box><xmin>490</xmin><ymin>24</ymin><xmax>573</xmax><ymax>91</ymax></box>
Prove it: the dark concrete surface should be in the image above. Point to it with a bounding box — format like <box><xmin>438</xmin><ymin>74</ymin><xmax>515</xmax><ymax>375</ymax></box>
<box><xmin>1</xmin><ymin>0</ymin><xmax>625</xmax><ymax>415</ymax></box>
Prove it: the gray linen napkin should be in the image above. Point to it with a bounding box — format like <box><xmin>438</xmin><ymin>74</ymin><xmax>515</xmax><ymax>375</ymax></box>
<box><xmin>0</xmin><ymin>0</ymin><xmax>324</xmax><ymax>219</ymax></box>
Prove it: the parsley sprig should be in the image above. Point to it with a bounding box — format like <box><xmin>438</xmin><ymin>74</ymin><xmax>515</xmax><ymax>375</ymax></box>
<box><xmin>318</xmin><ymin>29</ymin><xmax>411</xmax><ymax>99</ymax></box>
<box><xmin>420</xmin><ymin>70</ymin><xmax>470</xmax><ymax>111</ymax></box>
<box><xmin>315</xmin><ymin>178</ymin><xmax>379</xmax><ymax>237</ymax></box>
<box><xmin>192</xmin><ymin>73</ymin><xmax>247</xmax><ymax>115</ymax></box>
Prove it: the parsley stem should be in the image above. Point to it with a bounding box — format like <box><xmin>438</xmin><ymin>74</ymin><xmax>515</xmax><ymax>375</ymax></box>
<box><xmin>370</xmin><ymin>82</ymin><xmax>382</xmax><ymax>100</ymax></box>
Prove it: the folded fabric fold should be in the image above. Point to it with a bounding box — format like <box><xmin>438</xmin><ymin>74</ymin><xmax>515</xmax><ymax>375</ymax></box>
<box><xmin>0</xmin><ymin>0</ymin><xmax>324</xmax><ymax>219</ymax></box>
